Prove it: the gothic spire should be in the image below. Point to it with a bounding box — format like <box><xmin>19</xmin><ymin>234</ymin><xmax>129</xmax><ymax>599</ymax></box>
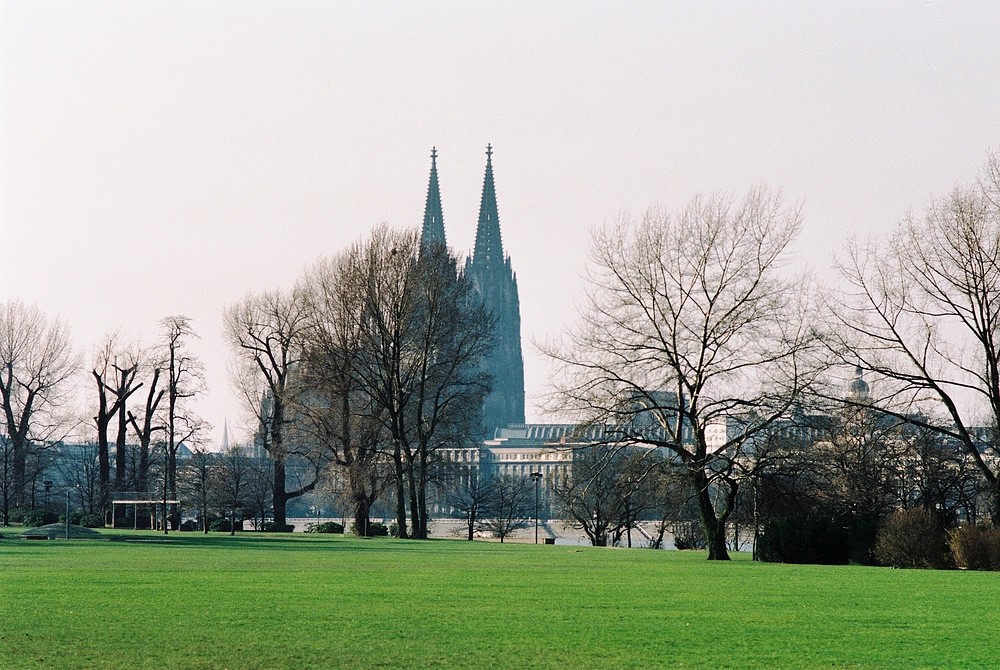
<box><xmin>420</xmin><ymin>147</ymin><xmax>446</xmax><ymax>249</ymax></box>
<box><xmin>473</xmin><ymin>144</ymin><xmax>504</xmax><ymax>267</ymax></box>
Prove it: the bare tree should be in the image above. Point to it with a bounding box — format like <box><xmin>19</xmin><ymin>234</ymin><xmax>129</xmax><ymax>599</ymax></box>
<box><xmin>224</xmin><ymin>288</ymin><xmax>318</xmax><ymax>527</ymax></box>
<box><xmin>551</xmin><ymin>444</ymin><xmax>660</xmax><ymax>547</ymax></box>
<box><xmin>90</xmin><ymin>334</ymin><xmax>142</xmax><ymax>521</ymax></box>
<box><xmin>244</xmin><ymin>455</ymin><xmax>274</xmax><ymax>530</ymax></box>
<box><xmin>126</xmin><ymin>354</ymin><xmax>166</xmax><ymax>494</ymax></box>
<box><xmin>55</xmin><ymin>442</ymin><xmax>102</xmax><ymax>516</ymax></box>
<box><xmin>215</xmin><ymin>444</ymin><xmax>251</xmax><ymax>535</ymax></box>
<box><xmin>546</xmin><ymin>188</ymin><xmax>816</xmax><ymax>559</ymax></box>
<box><xmin>161</xmin><ymin>316</ymin><xmax>207</xmax><ymax>528</ymax></box>
<box><xmin>0</xmin><ymin>301</ymin><xmax>77</xmax><ymax>511</ymax></box>
<box><xmin>443</xmin><ymin>464</ymin><xmax>493</xmax><ymax>541</ymax></box>
<box><xmin>829</xmin><ymin>148</ymin><xmax>1000</xmax><ymax>521</ymax></box>
<box><xmin>479</xmin><ymin>474</ymin><xmax>533</xmax><ymax>543</ymax></box>
<box><xmin>181</xmin><ymin>447</ymin><xmax>216</xmax><ymax>533</ymax></box>
<box><xmin>300</xmin><ymin>251</ymin><xmax>390</xmax><ymax>537</ymax></box>
<box><xmin>344</xmin><ymin>226</ymin><xmax>493</xmax><ymax>539</ymax></box>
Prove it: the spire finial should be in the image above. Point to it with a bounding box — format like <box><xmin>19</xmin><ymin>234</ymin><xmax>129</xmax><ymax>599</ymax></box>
<box><xmin>486</xmin><ymin>143</ymin><xmax>493</xmax><ymax>160</ymax></box>
<box><xmin>431</xmin><ymin>146</ymin><xmax>437</xmax><ymax>162</ymax></box>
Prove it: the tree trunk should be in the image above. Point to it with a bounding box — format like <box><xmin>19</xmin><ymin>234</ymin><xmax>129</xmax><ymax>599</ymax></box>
<box><xmin>349</xmin><ymin>465</ymin><xmax>370</xmax><ymax>536</ymax></box>
<box><xmin>353</xmin><ymin>496</ymin><xmax>370</xmax><ymax>537</ymax></box>
<box><xmin>113</xmin><ymin>405</ymin><xmax>128</xmax><ymax>527</ymax></box>
<box><xmin>417</xmin><ymin>443</ymin><xmax>428</xmax><ymax>539</ymax></box>
<box><xmin>407</xmin><ymin>460</ymin><xmax>420</xmax><ymax>539</ymax></box>
<box><xmin>393</xmin><ymin>442</ymin><xmax>408</xmax><ymax>538</ymax></box>
<box><xmin>12</xmin><ymin>438</ymin><xmax>26</xmax><ymax>508</ymax></box>
<box><xmin>273</xmin><ymin>456</ymin><xmax>288</xmax><ymax>527</ymax></box>
<box><xmin>694</xmin><ymin>469</ymin><xmax>731</xmax><ymax>561</ymax></box>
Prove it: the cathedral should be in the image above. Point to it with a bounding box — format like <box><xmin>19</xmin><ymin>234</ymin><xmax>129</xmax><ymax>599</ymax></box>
<box><xmin>419</xmin><ymin>146</ymin><xmax>525</xmax><ymax>438</ymax></box>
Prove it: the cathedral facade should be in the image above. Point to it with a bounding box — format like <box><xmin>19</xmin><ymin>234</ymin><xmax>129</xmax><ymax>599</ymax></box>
<box><xmin>419</xmin><ymin>146</ymin><xmax>525</xmax><ymax>438</ymax></box>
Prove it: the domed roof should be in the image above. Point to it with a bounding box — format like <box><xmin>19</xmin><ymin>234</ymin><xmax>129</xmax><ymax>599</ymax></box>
<box><xmin>847</xmin><ymin>366</ymin><xmax>869</xmax><ymax>400</ymax></box>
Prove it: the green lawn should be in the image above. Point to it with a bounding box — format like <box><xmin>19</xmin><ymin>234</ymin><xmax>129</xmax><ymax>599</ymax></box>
<box><xmin>1</xmin><ymin>531</ymin><xmax>998</xmax><ymax>669</ymax></box>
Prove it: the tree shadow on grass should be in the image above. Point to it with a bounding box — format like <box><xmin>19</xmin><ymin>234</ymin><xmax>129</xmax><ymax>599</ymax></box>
<box><xmin>100</xmin><ymin>531</ymin><xmax>445</xmax><ymax>554</ymax></box>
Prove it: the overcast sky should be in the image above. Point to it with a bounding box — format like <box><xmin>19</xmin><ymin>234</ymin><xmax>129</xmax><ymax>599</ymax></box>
<box><xmin>3</xmin><ymin>2</ymin><xmax>999</xmax><ymax>447</ymax></box>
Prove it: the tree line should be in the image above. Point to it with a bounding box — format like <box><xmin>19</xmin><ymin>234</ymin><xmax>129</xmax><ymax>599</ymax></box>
<box><xmin>5</xmin><ymin>148</ymin><xmax>1000</xmax><ymax>564</ymax></box>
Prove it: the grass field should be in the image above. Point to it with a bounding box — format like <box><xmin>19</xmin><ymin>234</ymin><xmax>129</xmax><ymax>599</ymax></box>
<box><xmin>1</xmin><ymin>531</ymin><xmax>999</xmax><ymax>669</ymax></box>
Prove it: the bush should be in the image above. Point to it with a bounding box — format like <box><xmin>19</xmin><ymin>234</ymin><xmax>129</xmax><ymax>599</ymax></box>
<box><xmin>78</xmin><ymin>513</ymin><xmax>105</xmax><ymax>528</ymax></box>
<box><xmin>179</xmin><ymin>519</ymin><xmax>198</xmax><ymax>532</ymax></box>
<box><xmin>308</xmin><ymin>521</ymin><xmax>344</xmax><ymax>534</ymax></box>
<box><xmin>21</xmin><ymin>509</ymin><xmax>60</xmax><ymax>527</ymax></box>
<box><xmin>209</xmin><ymin>519</ymin><xmax>232</xmax><ymax>532</ymax></box>
<box><xmin>874</xmin><ymin>508</ymin><xmax>949</xmax><ymax>569</ymax></box>
<box><xmin>758</xmin><ymin>512</ymin><xmax>853</xmax><ymax>565</ymax></box>
<box><xmin>351</xmin><ymin>521</ymin><xmax>389</xmax><ymax>536</ymax></box>
<box><xmin>7</xmin><ymin>507</ymin><xmax>27</xmax><ymax>523</ymax></box>
<box><xmin>949</xmin><ymin>525</ymin><xmax>1000</xmax><ymax>570</ymax></box>
<box><xmin>65</xmin><ymin>511</ymin><xmax>105</xmax><ymax>528</ymax></box>
<box><xmin>389</xmin><ymin>522</ymin><xmax>399</xmax><ymax>538</ymax></box>
<box><xmin>672</xmin><ymin>521</ymin><xmax>707</xmax><ymax>550</ymax></box>
<box><xmin>262</xmin><ymin>522</ymin><xmax>295</xmax><ymax>532</ymax></box>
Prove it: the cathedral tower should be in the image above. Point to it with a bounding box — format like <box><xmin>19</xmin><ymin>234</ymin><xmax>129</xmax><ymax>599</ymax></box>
<box><xmin>465</xmin><ymin>145</ymin><xmax>526</xmax><ymax>436</ymax></box>
<box><xmin>420</xmin><ymin>147</ymin><xmax>446</xmax><ymax>250</ymax></box>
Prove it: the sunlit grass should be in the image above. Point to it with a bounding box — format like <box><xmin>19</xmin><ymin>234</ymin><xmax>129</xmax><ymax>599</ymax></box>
<box><xmin>1</xmin><ymin>531</ymin><xmax>998</xmax><ymax>668</ymax></box>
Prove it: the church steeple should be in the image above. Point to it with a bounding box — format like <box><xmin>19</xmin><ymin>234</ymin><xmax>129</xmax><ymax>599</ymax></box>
<box><xmin>473</xmin><ymin>144</ymin><xmax>504</xmax><ymax>267</ymax></box>
<box><xmin>421</xmin><ymin>147</ymin><xmax>446</xmax><ymax>250</ymax></box>
<box><xmin>465</xmin><ymin>144</ymin><xmax>525</xmax><ymax>437</ymax></box>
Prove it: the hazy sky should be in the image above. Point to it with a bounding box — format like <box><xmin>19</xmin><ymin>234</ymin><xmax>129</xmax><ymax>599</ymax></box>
<box><xmin>3</xmin><ymin>2</ymin><xmax>999</xmax><ymax>447</ymax></box>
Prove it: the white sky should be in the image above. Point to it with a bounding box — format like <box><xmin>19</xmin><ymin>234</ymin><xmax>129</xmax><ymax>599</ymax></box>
<box><xmin>3</xmin><ymin>2</ymin><xmax>999</xmax><ymax>447</ymax></box>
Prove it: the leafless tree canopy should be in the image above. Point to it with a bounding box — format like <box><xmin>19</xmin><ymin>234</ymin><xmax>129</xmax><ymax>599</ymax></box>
<box><xmin>297</xmin><ymin>226</ymin><xmax>494</xmax><ymax>539</ymax></box>
<box><xmin>830</xmin><ymin>149</ymin><xmax>1000</xmax><ymax>517</ymax></box>
<box><xmin>0</xmin><ymin>300</ymin><xmax>77</xmax><ymax>510</ymax></box>
<box><xmin>546</xmin><ymin>187</ymin><xmax>816</xmax><ymax>559</ymax></box>
<box><xmin>224</xmin><ymin>288</ymin><xmax>318</xmax><ymax>527</ymax></box>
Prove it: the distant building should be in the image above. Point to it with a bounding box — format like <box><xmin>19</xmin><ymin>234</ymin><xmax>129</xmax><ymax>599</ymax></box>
<box><xmin>419</xmin><ymin>145</ymin><xmax>525</xmax><ymax>438</ymax></box>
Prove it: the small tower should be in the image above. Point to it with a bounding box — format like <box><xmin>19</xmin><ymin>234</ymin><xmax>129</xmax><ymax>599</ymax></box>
<box><xmin>420</xmin><ymin>147</ymin><xmax>446</xmax><ymax>251</ymax></box>
<box><xmin>465</xmin><ymin>145</ymin><xmax>526</xmax><ymax>437</ymax></box>
<box><xmin>847</xmin><ymin>366</ymin><xmax>870</xmax><ymax>402</ymax></box>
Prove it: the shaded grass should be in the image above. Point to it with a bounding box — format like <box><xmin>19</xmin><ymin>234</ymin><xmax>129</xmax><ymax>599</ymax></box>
<box><xmin>2</xmin><ymin>532</ymin><xmax>999</xmax><ymax>668</ymax></box>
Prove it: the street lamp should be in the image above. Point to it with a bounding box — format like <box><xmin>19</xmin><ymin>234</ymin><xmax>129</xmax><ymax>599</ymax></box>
<box><xmin>530</xmin><ymin>472</ymin><xmax>542</xmax><ymax>544</ymax></box>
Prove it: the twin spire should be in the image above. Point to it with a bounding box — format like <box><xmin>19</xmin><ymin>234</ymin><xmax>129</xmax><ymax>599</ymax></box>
<box><xmin>420</xmin><ymin>145</ymin><xmax>505</xmax><ymax>267</ymax></box>
<box><xmin>421</xmin><ymin>147</ymin><xmax>446</xmax><ymax>249</ymax></box>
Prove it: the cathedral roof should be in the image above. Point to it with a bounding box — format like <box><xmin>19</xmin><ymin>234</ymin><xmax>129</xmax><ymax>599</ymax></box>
<box><xmin>420</xmin><ymin>147</ymin><xmax>446</xmax><ymax>250</ymax></box>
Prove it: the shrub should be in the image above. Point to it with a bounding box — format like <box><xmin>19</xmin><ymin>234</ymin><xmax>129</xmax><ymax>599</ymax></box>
<box><xmin>65</xmin><ymin>511</ymin><xmax>104</xmax><ymax>528</ymax></box>
<box><xmin>389</xmin><ymin>522</ymin><xmax>399</xmax><ymax>537</ymax></box>
<box><xmin>7</xmin><ymin>507</ymin><xmax>27</xmax><ymax>523</ymax></box>
<box><xmin>758</xmin><ymin>512</ymin><xmax>852</xmax><ymax>564</ymax></box>
<box><xmin>179</xmin><ymin>520</ymin><xmax>198</xmax><ymax>532</ymax></box>
<box><xmin>949</xmin><ymin>525</ymin><xmax>1000</xmax><ymax>570</ymax></box>
<box><xmin>262</xmin><ymin>522</ymin><xmax>295</xmax><ymax>532</ymax></box>
<box><xmin>874</xmin><ymin>508</ymin><xmax>949</xmax><ymax>569</ymax></box>
<box><xmin>77</xmin><ymin>514</ymin><xmax>106</xmax><ymax>528</ymax></box>
<box><xmin>209</xmin><ymin>519</ymin><xmax>232</xmax><ymax>532</ymax></box>
<box><xmin>351</xmin><ymin>521</ymin><xmax>389</xmax><ymax>536</ymax></box>
<box><xmin>308</xmin><ymin>521</ymin><xmax>344</xmax><ymax>534</ymax></box>
<box><xmin>672</xmin><ymin>521</ymin><xmax>707</xmax><ymax>550</ymax></box>
<box><xmin>21</xmin><ymin>509</ymin><xmax>60</xmax><ymax>527</ymax></box>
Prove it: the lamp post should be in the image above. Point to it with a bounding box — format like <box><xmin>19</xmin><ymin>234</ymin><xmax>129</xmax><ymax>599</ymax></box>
<box><xmin>530</xmin><ymin>472</ymin><xmax>542</xmax><ymax>544</ymax></box>
<box><xmin>66</xmin><ymin>490</ymin><xmax>71</xmax><ymax>540</ymax></box>
<box><xmin>44</xmin><ymin>481</ymin><xmax>52</xmax><ymax>512</ymax></box>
